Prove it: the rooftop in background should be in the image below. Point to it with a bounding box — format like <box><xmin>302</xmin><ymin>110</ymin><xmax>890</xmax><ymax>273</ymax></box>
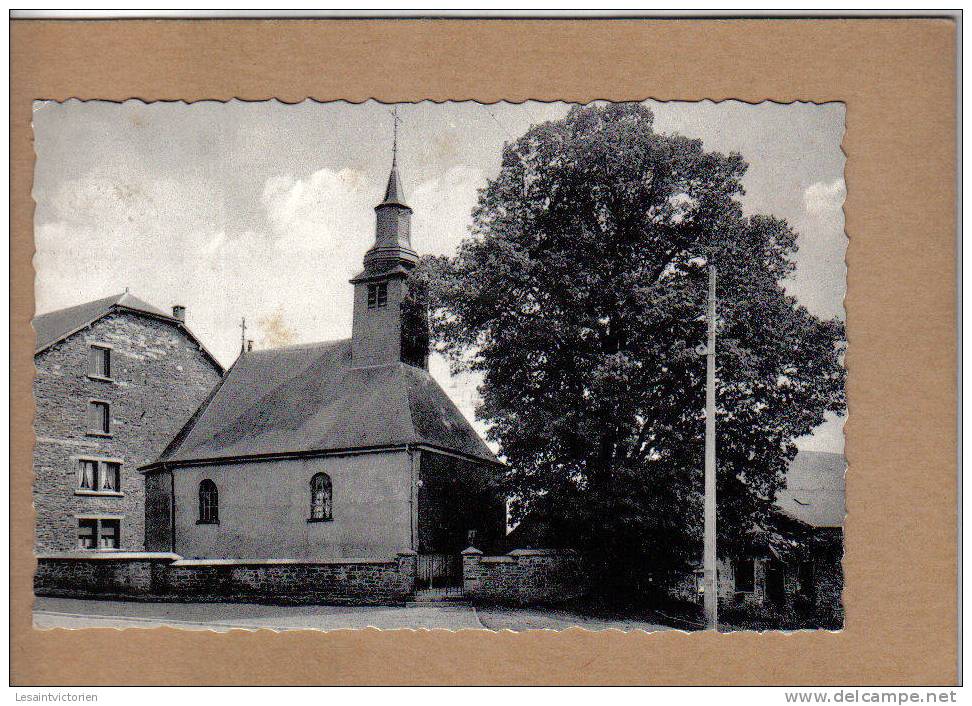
<box><xmin>152</xmin><ymin>339</ymin><xmax>497</xmax><ymax>468</ymax></box>
<box><xmin>775</xmin><ymin>450</ymin><xmax>846</xmax><ymax>528</ymax></box>
<box><xmin>33</xmin><ymin>291</ymin><xmax>223</xmax><ymax>373</ymax></box>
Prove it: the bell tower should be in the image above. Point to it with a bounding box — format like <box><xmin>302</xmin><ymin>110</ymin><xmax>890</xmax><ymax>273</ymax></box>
<box><xmin>350</xmin><ymin>110</ymin><xmax>428</xmax><ymax>369</ymax></box>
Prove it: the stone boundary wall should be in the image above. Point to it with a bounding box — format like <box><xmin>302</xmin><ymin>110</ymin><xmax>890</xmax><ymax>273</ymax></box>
<box><xmin>34</xmin><ymin>551</ymin><xmax>417</xmax><ymax>606</ymax></box>
<box><xmin>461</xmin><ymin>547</ymin><xmax>584</xmax><ymax>606</ymax></box>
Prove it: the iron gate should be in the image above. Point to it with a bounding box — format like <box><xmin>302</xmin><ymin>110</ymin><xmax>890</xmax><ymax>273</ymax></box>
<box><xmin>416</xmin><ymin>553</ymin><xmax>462</xmax><ymax>595</ymax></box>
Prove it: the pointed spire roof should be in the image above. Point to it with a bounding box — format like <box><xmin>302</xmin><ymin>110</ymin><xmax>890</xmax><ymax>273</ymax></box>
<box><xmin>379</xmin><ymin>154</ymin><xmax>410</xmax><ymax>209</ymax></box>
<box><xmin>377</xmin><ymin>106</ymin><xmax>411</xmax><ymax>211</ymax></box>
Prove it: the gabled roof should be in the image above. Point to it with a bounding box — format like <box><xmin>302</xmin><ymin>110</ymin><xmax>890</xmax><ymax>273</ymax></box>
<box><xmin>774</xmin><ymin>450</ymin><xmax>846</xmax><ymax>528</ymax></box>
<box><xmin>33</xmin><ymin>292</ymin><xmax>223</xmax><ymax>373</ymax></box>
<box><xmin>152</xmin><ymin>339</ymin><xmax>496</xmax><ymax>467</ymax></box>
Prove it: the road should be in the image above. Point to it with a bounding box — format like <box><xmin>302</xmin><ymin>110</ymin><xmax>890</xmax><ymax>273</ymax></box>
<box><xmin>33</xmin><ymin>597</ymin><xmax>485</xmax><ymax>631</ymax></box>
<box><xmin>33</xmin><ymin>597</ymin><xmax>674</xmax><ymax>632</ymax></box>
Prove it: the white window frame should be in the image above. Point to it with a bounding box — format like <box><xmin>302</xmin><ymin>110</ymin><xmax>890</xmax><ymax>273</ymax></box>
<box><xmin>74</xmin><ymin>456</ymin><xmax>124</xmax><ymax>497</ymax></box>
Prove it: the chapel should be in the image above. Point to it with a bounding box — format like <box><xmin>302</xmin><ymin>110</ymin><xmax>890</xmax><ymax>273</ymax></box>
<box><xmin>141</xmin><ymin>142</ymin><xmax>506</xmax><ymax>570</ymax></box>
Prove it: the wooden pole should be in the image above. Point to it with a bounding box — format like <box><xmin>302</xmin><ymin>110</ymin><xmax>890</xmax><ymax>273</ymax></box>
<box><xmin>703</xmin><ymin>263</ymin><xmax>719</xmax><ymax>630</ymax></box>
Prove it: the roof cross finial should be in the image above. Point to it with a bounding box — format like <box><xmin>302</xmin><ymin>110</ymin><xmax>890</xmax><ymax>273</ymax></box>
<box><xmin>389</xmin><ymin>105</ymin><xmax>401</xmax><ymax>165</ymax></box>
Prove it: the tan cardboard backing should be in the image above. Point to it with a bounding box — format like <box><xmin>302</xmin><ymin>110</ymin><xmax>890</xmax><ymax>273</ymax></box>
<box><xmin>10</xmin><ymin>18</ymin><xmax>958</xmax><ymax>684</ymax></box>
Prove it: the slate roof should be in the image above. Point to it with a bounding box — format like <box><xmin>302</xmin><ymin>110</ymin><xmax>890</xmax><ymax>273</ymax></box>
<box><xmin>33</xmin><ymin>292</ymin><xmax>223</xmax><ymax>372</ymax></box>
<box><xmin>378</xmin><ymin>156</ymin><xmax>410</xmax><ymax>210</ymax></box>
<box><xmin>774</xmin><ymin>450</ymin><xmax>846</xmax><ymax>528</ymax></box>
<box><xmin>154</xmin><ymin>339</ymin><xmax>496</xmax><ymax>466</ymax></box>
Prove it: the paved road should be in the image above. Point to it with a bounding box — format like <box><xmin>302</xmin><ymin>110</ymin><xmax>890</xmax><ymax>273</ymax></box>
<box><xmin>33</xmin><ymin>597</ymin><xmax>674</xmax><ymax>632</ymax></box>
<box><xmin>33</xmin><ymin>597</ymin><xmax>485</xmax><ymax>631</ymax></box>
<box><xmin>475</xmin><ymin>606</ymin><xmax>674</xmax><ymax>632</ymax></box>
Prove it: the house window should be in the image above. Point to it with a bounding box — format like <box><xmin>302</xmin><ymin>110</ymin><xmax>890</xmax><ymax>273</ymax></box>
<box><xmin>198</xmin><ymin>479</ymin><xmax>219</xmax><ymax>524</ymax></box>
<box><xmin>87</xmin><ymin>401</ymin><xmax>110</xmax><ymax>435</ymax></box>
<box><xmin>78</xmin><ymin>459</ymin><xmax>98</xmax><ymax>490</ymax></box>
<box><xmin>735</xmin><ymin>558</ymin><xmax>755</xmax><ymax>593</ymax></box>
<box><xmin>98</xmin><ymin>519</ymin><xmax>120</xmax><ymax>549</ymax></box>
<box><xmin>309</xmin><ymin>473</ymin><xmax>332</xmax><ymax>521</ymax></box>
<box><xmin>76</xmin><ymin>459</ymin><xmax>121</xmax><ymax>494</ymax></box>
<box><xmin>367</xmin><ymin>282</ymin><xmax>388</xmax><ymax>310</ymax></box>
<box><xmin>88</xmin><ymin>346</ymin><xmax>111</xmax><ymax>379</ymax></box>
<box><xmin>100</xmin><ymin>462</ymin><xmax>120</xmax><ymax>492</ymax></box>
<box><xmin>77</xmin><ymin>518</ymin><xmax>120</xmax><ymax>550</ymax></box>
<box><xmin>78</xmin><ymin>519</ymin><xmax>97</xmax><ymax>549</ymax></box>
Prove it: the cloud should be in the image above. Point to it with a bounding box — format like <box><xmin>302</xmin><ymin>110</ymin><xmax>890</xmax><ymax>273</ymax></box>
<box><xmin>803</xmin><ymin>178</ymin><xmax>845</xmax><ymax>218</ymax></box>
<box><xmin>33</xmin><ymin>166</ymin><xmax>381</xmax><ymax>366</ymax></box>
<box><xmin>262</xmin><ymin>167</ymin><xmax>371</xmax><ymax>258</ymax></box>
<box><xmin>795</xmin><ymin>411</ymin><xmax>845</xmax><ymax>453</ymax></box>
<box><xmin>410</xmin><ymin>165</ymin><xmax>485</xmax><ymax>256</ymax></box>
<box><xmin>34</xmin><ymin>174</ymin><xmax>226</xmax><ymax>313</ymax></box>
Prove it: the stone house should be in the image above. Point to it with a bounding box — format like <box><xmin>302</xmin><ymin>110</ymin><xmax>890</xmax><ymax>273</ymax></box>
<box><xmin>764</xmin><ymin>450</ymin><xmax>845</xmax><ymax>625</ymax></box>
<box><xmin>33</xmin><ymin>292</ymin><xmax>224</xmax><ymax>553</ymax></box>
<box><xmin>140</xmin><ymin>150</ymin><xmax>506</xmax><ymax>590</ymax></box>
<box><xmin>506</xmin><ymin>449</ymin><xmax>845</xmax><ymax>624</ymax></box>
<box><xmin>675</xmin><ymin>450</ymin><xmax>845</xmax><ymax>626</ymax></box>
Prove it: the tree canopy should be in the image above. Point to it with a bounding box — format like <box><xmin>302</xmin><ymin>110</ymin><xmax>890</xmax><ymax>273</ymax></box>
<box><xmin>416</xmin><ymin>103</ymin><xmax>845</xmax><ymax>596</ymax></box>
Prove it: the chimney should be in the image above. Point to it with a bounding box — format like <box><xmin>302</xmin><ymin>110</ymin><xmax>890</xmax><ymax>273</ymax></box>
<box><xmin>172</xmin><ymin>305</ymin><xmax>186</xmax><ymax>322</ymax></box>
<box><xmin>247</xmin><ymin>339</ymin><xmax>254</xmax><ymax>352</ymax></box>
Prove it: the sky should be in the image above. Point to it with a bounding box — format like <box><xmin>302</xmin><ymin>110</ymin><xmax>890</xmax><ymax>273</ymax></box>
<box><xmin>32</xmin><ymin>99</ymin><xmax>846</xmax><ymax>453</ymax></box>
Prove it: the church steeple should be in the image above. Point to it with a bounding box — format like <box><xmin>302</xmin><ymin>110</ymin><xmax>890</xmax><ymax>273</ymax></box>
<box><xmin>350</xmin><ymin>110</ymin><xmax>428</xmax><ymax>370</ymax></box>
<box><xmin>360</xmin><ymin>108</ymin><xmax>418</xmax><ymax>275</ymax></box>
<box><xmin>379</xmin><ymin>114</ymin><xmax>408</xmax><ymax>208</ymax></box>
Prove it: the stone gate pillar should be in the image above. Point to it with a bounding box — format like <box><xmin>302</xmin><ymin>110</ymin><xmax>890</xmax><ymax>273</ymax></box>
<box><xmin>461</xmin><ymin>546</ymin><xmax>483</xmax><ymax>597</ymax></box>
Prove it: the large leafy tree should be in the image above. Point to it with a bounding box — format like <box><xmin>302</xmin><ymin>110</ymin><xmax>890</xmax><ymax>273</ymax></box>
<box><xmin>417</xmin><ymin>104</ymin><xmax>845</xmax><ymax>598</ymax></box>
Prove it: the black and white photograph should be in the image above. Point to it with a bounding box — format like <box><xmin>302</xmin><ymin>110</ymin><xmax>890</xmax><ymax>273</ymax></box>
<box><xmin>31</xmin><ymin>98</ymin><xmax>847</xmax><ymax>633</ymax></box>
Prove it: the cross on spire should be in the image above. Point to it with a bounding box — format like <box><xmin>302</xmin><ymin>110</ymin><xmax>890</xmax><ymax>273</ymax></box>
<box><xmin>379</xmin><ymin>106</ymin><xmax>408</xmax><ymax>208</ymax></box>
<box><xmin>389</xmin><ymin>105</ymin><xmax>401</xmax><ymax>165</ymax></box>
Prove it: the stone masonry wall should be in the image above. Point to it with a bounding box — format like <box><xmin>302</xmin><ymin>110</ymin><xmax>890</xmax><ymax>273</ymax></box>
<box><xmin>34</xmin><ymin>551</ymin><xmax>417</xmax><ymax>606</ymax></box>
<box><xmin>33</xmin><ymin>311</ymin><xmax>223</xmax><ymax>552</ymax></box>
<box><xmin>462</xmin><ymin>548</ymin><xmax>584</xmax><ymax>606</ymax></box>
<box><xmin>34</xmin><ymin>553</ymin><xmax>176</xmax><ymax>597</ymax></box>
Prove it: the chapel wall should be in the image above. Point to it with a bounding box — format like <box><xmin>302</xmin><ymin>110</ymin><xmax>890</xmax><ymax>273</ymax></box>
<box><xmin>170</xmin><ymin>451</ymin><xmax>413</xmax><ymax>560</ymax></box>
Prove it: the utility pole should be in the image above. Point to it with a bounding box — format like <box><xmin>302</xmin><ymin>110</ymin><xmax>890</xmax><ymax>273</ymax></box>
<box><xmin>240</xmin><ymin>317</ymin><xmax>247</xmax><ymax>355</ymax></box>
<box><xmin>703</xmin><ymin>263</ymin><xmax>719</xmax><ymax>630</ymax></box>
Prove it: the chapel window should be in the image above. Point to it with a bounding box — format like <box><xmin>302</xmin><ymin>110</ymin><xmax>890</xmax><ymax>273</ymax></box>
<box><xmin>198</xmin><ymin>479</ymin><xmax>219</xmax><ymax>524</ymax></box>
<box><xmin>309</xmin><ymin>473</ymin><xmax>333</xmax><ymax>521</ymax></box>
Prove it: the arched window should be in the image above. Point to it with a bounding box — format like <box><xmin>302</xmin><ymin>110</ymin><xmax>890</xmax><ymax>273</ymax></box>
<box><xmin>310</xmin><ymin>473</ymin><xmax>332</xmax><ymax>521</ymax></box>
<box><xmin>198</xmin><ymin>479</ymin><xmax>219</xmax><ymax>524</ymax></box>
